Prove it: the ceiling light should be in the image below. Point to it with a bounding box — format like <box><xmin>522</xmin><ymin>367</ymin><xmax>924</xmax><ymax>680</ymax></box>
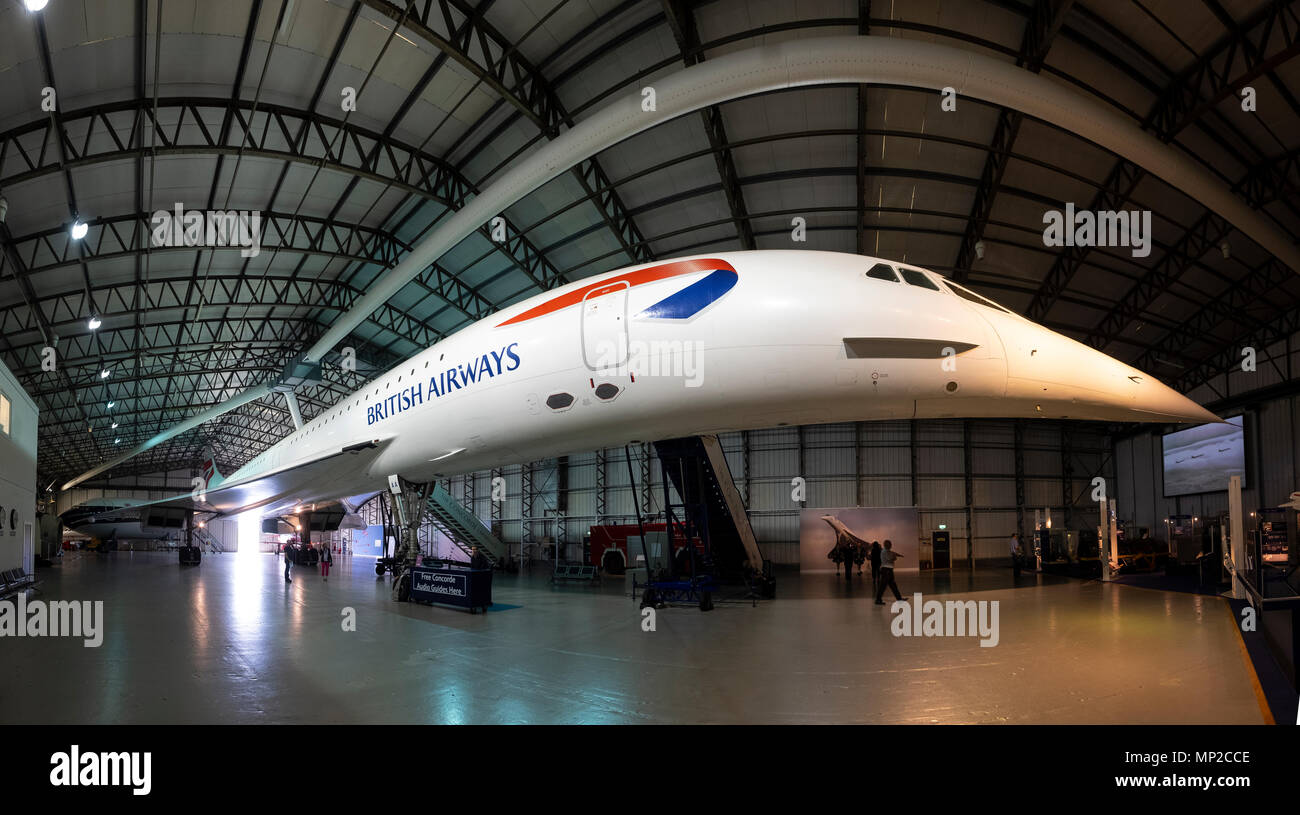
<box><xmin>114</xmin><ymin>438</ymin><xmax>121</xmax><ymax>444</ymax></box>
<box><xmin>106</xmin><ymin>402</ymin><xmax>115</xmax><ymax>409</ymax></box>
<box><xmin>24</xmin><ymin>0</ymin><xmax>50</xmax><ymax>12</ymax></box>
<box><xmin>88</xmin><ymin>315</ymin><xmax>101</xmax><ymax>330</ymax></box>
<box><xmin>100</xmin><ymin>369</ymin><xmax>110</xmax><ymax>379</ymax></box>
<box><xmin>111</xmin><ymin>422</ymin><xmax>118</xmax><ymax>429</ymax></box>
<box><xmin>70</xmin><ymin>220</ymin><xmax>88</xmax><ymax>240</ymax></box>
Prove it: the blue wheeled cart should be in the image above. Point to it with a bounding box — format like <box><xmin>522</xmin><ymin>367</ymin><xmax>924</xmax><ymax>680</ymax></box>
<box><xmin>404</xmin><ymin>564</ymin><xmax>493</xmax><ymax>613</ymax></box>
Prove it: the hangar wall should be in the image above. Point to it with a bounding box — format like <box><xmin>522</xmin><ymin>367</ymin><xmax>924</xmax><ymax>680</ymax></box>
<box><xmin>438</xmin><ymin>419</ymin><xmax>1113</xmax><ymax>567</ymax></box>
<box><xmin>59</xmin><ymin>419</ymin><xmax>1114</xmax><ymax>567</ymax></box>
<box><xmin>0</xmin><ymin>357</ymin><xmax>38</xmax><ymax>572</ymax></box>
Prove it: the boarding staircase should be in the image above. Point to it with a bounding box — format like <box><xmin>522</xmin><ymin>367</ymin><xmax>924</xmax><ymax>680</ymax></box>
<box><xmin>653</xmin><ymin>435</ymin><xmax>763</xmax><ymax>578</ymax></box>
<box><xmin>193</xmin><ymin>525</ymin><xmax>223</xmax><ymax>554</ymax></box>
<box><xmin>425</xmin><ymin>485</ymin><xmax>506</xmax><ymax>566</ymax></box>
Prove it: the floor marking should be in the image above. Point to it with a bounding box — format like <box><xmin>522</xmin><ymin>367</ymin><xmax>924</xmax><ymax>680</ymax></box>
<box><xmin>1222</xmin><ymin>597</ymin><xmax>1274</xmax><ymax>725</ymax></box>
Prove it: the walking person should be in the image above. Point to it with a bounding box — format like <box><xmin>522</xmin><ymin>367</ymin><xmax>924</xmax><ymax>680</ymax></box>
<box><xmin>1010</xmin><ymin>532</ymin><xmax>1023</xmax><ymax>578</ymax></box>
<box><xmin>873</xmin><ymin>540</ymin><xmax>903</xmax><ymax>605</ymax></box>
<box><xmin>869</xmin><ymin>541</ymin><xmax>882</xmax><ymax>589</ymax></box>
<box><xmin>320</xmin><ymin>541</ymin><xmax>332</xmax><ymax>580</ymax></box>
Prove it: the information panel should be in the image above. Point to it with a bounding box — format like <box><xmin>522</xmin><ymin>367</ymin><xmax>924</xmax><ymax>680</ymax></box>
<box><xmin>409</xmin><ymin>565</ymin><xmax>493</xmax><ymax>612</ymax></box>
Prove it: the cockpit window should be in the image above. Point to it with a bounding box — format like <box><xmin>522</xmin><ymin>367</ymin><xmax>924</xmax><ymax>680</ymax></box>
<box><xmin>942</xmin><ymin>280</ymin><xmax>1013</xmax><ymax>314</ymax></box>
<box><xmin>899</xmin><ymin>268</ymin><xmax>941</xmax><ymax>291</ymax></box>
<box><xmin>866</xmin><ymin>262</ymin><xmax>899</xmax><ymax>282</ymax></box>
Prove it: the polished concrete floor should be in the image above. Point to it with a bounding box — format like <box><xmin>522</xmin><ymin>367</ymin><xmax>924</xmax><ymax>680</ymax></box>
<box><xmin>0</xmin><ymin>551</ymin><xmax>1267</xmax><ymax>724</ymax></box>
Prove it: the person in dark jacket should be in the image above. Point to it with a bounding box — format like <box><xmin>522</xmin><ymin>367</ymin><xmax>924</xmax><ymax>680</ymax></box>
<box><xmin>320</xmin><ymin>543</ymin><xmax>333</xmax><ymax>580</ymax></box>
<box><xmin>874</xmin><ymin>540</ymin><xmax>903</xmax><ymax>605</ymax></box>
<box><xmin>838</xmin><ymin>540</ymin><xmax>857</xmax><ymax>581</ymax></box>
<box><xmin>283</xmin><ymin>541</ymin><xmax>292</xmax><ymax>583</ymax></box>
<box><xmin>869</xmin><ymin>541</ymin><xmax>882</xmax><ymax>588</ymax></box>
<box><xmin>470</xmin><ymin>546</ymin><xmax>491</xmax><ymax>571</ymax></box>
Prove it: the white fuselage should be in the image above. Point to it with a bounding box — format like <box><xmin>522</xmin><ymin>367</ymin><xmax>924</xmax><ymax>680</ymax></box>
<box><xmin>225</xmin><ymin>250</ymin><xmax>1215</xmax><ymax>516</ymax></box>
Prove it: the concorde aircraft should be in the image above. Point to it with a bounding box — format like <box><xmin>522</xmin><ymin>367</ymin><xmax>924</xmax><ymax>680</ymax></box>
<box><xmin>82</xmin><ymin>250</ymin><xmax>1219</xmax><ymax>524</ymax></box>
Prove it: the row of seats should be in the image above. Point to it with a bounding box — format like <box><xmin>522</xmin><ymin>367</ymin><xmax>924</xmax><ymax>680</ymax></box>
<box><xmin>0</xmin><ymin>568</ymin><xmax>41</xmax><ymax>598</ymax></box>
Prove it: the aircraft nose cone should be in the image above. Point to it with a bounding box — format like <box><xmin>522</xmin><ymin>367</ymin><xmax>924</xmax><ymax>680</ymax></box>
<box><xmin>1132</xmin><ymin>376</ymin><xmax>1221</xmax><ymax>424</ymax></box>
<box><xmin>997</xmin><ymin>316</ymin><xmax>1221</xmax><ymax>423</ymax></box>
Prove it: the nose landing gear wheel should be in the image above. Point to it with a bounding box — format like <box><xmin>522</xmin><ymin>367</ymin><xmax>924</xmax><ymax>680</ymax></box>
<box><xmin>393</xmin><ymin>571</ymin><xmax>411</xmax><ymax>602</ymax></box>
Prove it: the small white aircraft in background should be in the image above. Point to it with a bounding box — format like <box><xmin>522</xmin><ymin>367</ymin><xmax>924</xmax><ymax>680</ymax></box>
<box><xmin>77</xmin><ymin>250</ymin><xmax>1218</xmax><ymax>524</ymax></box>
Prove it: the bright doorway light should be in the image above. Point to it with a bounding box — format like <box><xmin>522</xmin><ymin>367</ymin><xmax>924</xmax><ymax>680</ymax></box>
<box><xmin>237</xmin><ymin>510</ymin><xmax>262</xmax><ymax>556</ymax></box>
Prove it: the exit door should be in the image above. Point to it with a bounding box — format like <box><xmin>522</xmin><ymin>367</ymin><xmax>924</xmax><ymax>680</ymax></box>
<box><xmin>931</xmin><ymin>530</ymin><xmax>951</xmax><ymax>570</ymax></box>
<box><xmin>582</xmin><ymin>281</ymin><xmax>629</xmax><ymax>372</ymax></box>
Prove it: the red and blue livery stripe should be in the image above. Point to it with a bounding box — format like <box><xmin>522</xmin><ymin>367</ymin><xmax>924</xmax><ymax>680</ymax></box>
<box><xmin>496</xmin><ymin>258</ymin><xmax>737</xmax><ymax>327</ymax></box>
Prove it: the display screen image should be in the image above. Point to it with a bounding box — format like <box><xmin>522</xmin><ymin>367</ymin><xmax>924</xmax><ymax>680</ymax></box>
<box><xmin>1162</xmin><ymin>415</ymin><xmax>1246</xmax><ymax>497</ymax></box>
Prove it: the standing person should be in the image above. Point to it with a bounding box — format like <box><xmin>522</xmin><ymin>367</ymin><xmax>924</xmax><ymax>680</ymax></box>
<box><xmin>839</xmin><ymin>541</ymin><xmax>856</xmax><ymax>582</ymax></box>
<box><xmin>873</xmin><ymin>540</ymin><xmax>903</xmax><ymax>605</ymax></box>
<box><xmin>283</xmin><ymin>540</ymin><xmax>293</xmax><ymax>583</ymax></box>
<box><xmin>869</xmin><ymin>541</ymin><xmax>882</xmax><ymax>589</ymax></box>
<box><xmin>470</xmin><ymin>545</ymin><xmax>491</xmax><ymax>571</ymax></box>
<box><xmin>320</xmin><ymin>541</ymin><xmax>333</xmax><ymax>580</ymax></box>
<box><xmin>1010</xmin><ymin>532</ymin><xmax>1023</xmax><ymax>578</ymax></box>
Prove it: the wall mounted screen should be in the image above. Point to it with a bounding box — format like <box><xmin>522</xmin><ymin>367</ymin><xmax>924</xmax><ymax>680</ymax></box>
<box><xmin>1162</xmin><ymin>415</ymin><xmax>1246</xmax><ymax>497</ymax></box>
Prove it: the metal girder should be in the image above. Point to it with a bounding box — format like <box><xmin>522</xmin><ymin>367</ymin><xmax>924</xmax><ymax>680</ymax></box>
<box><xmin>2</xmin><ymin>282</ymin><xmax>436</xmax><ymax>374</ymax></box>
<box><xmin>26</xmin><ymin>316</ymin><xmax>399</xmax><ymax>484</ymax></box>
<box><xmin>0</xmin><ymin>203</ymin><xmax>514</xmax><ymax>382</ymax></box>
<box><xmin>1024</xmin><ymin>0</ymin><xmax>1300</xmax><ymax>322</ymax></box>
<box><xmin>0</xmin><ymin>96</ymin><xmax>567</xmax><ymax>295</ymax></box>
<box><xmin>0</xmin><ymin>97</ymin><xmax>467</xmax><ymax>205</ymax></box>
<box><xmin>662</xmin><ymin>0</ymin><xmax>755</xmax><ymax>251</ymax></box>
<box><xmin>855</xmin><ymin>1</ymin><xmax>871</xmax><ymax>255</ymax></box>
<box><xmin>1083</xmin><ymin>146</ymin><xmax>1300</xmax><ymax>354</ymax></box>
<box><xmin>1141</xmin><ymin>257</ymin><xmax>1298</xmax><ymax>392</ymax></box>
<box><xmin>361</xmin><ymin>0</ymin><xmax>653</xmax><ymax>268</ymax></box>
<box><xmin>1081</xmin><ymin>212</ymin><xmax>1234</xmax><ymax>351</ymax></box>
<box><xmin>952</xmin><ymin>0</ymin><xmax>1073</xmax><ymax>282</ymax></box>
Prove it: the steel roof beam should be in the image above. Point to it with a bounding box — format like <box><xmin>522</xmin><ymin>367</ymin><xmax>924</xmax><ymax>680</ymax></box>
<box><xmin>361</xmin><ymin>0</ymin><xmax>653</xmax><ymax>267</ymax></box>
<box><xmin>662</xmin><ymin>0</ymin><xmax>754</xmax><ymax>251</ymax></box>
<box><xmin>1024</xmin><ymin>0</ymin><xmax>1300</xmax><ymax>322</ymax></box>
<box><xmin>952</xmin><ymin>0</ymin><xmax>1074</xmax><ymax>282</ymax></box>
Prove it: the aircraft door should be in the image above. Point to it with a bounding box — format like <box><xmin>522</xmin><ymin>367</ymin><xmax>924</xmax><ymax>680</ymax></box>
<box><xmin>582</xmin><ymin>280</ymin><xmax>630</xmax><ymax>372</ymax></box>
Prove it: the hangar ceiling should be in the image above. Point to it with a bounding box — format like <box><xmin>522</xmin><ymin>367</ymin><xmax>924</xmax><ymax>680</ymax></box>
<box><xmin>0</xmin><ymin>0</ymin><xmax>1298</xmax><ymax>490</ymax></box>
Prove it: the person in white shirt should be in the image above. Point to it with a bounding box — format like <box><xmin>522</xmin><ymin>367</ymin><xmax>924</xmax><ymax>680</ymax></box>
<box><xmin>873</xmin><ymin>540</ymin><xmax>903</xmax><ymax>605</ymax></box>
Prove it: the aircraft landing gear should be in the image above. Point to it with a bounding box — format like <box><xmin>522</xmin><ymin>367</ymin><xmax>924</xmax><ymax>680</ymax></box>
<box><xmin>392</xmin><ymin>570</ymin><xmax>411</xmax><ymax>602</ymax></box>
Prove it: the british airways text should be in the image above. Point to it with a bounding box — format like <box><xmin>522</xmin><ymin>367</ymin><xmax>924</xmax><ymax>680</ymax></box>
<box><xmin>367</xmin><ymin>343</ymin><xmax>521</xmax><ymax>426</ymax></box>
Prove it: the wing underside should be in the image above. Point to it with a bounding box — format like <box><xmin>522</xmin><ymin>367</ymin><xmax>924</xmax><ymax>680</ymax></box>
<box><xmin>89</xmin><ymin>440</ymin><xmax>391</xmax><ymax>522</ymax></box>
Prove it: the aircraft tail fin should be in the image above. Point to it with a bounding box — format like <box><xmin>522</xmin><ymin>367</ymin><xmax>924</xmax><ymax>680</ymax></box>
<box><xmin>200</xmin><ymin>446</ymin><xmax>226</xmax><ymax>489</ymax></box>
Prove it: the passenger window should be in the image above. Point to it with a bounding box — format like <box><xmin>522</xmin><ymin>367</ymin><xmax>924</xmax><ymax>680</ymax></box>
<box><xmin>899</xmin><ymin>268</ymin><xmax>941</xmax><ymax>290</ymax></box>
<box><xmin>866</xmin><ymin>263</ymin><xmax>899</xmax><ymax>282</ymax></box>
